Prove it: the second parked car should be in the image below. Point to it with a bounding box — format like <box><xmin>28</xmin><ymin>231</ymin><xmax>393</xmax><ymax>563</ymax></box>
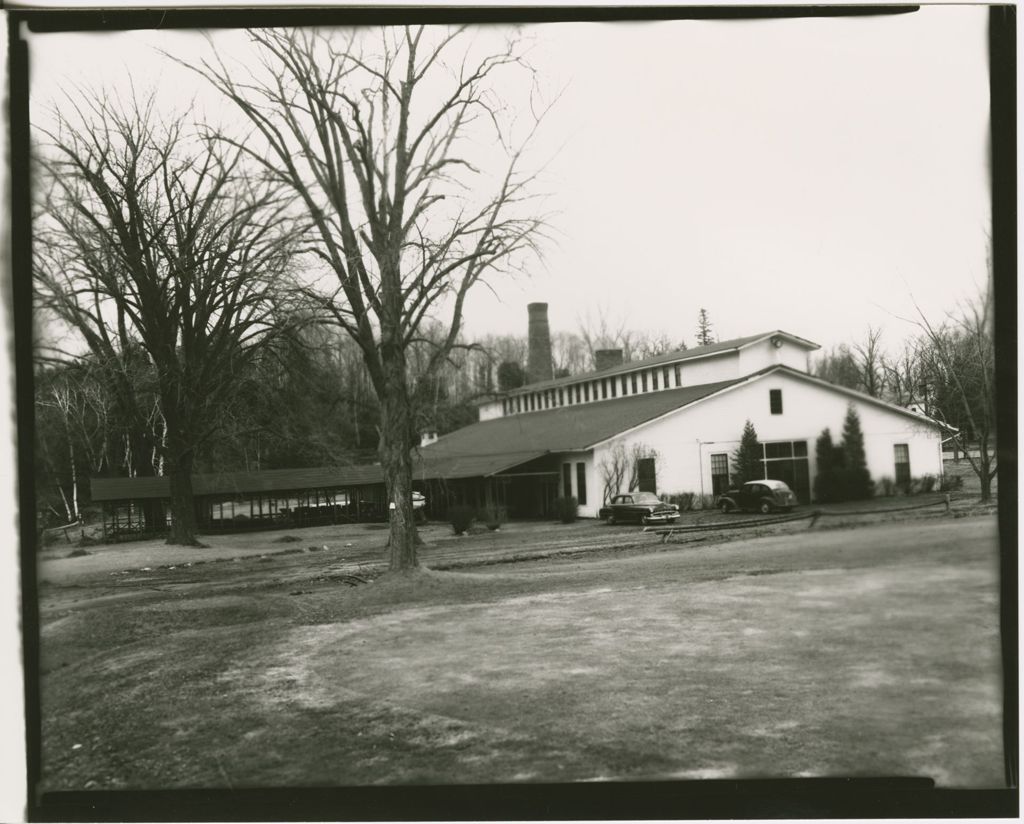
<box><xmin>716</xmin><ymin>479</ymin><xmax>798</xmax><ymax>514</ymax></box>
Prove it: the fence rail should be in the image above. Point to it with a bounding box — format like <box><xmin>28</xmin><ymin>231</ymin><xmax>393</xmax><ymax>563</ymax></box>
<box><xmin>644</xmin><ymin>495</ymin><xmax>952</xmax><ymax>544</ymax></box>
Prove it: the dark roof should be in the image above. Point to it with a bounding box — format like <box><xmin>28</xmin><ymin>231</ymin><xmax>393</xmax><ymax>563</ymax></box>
<box><xmin>91</xmin><ymin>451</ymin><xmax>549</xmax><ymax>502</ymax></box>
<box><xmin>91</xmin><ymin>464</ymin><xmax>387</xmax><ymax>503</ymax></box>
<box><xmin>489</xmin><ymin>330</ymin><xmax>820</xmax><ymax>398</ymax></box>
<box><xmin>420</xmin><ymin>375</ymin><xmax>747</xmax><ymax>461</ymax></box>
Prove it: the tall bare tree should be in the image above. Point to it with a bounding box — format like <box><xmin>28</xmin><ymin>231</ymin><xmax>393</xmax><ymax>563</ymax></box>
<box><xmin>191</xmin><ymin>27</ymin><xmax>552</xmax><ymax>570</ymax></box>
<box><xmin>852</xmin><ymin>326</ymin><xmax>886</xmax><ymax>398</ymax></box>
<box><xmin>911</xmin><ymin>285</ymin><xmax>996</xmax><ymax>501</ymax></box>
<box><xmin>36</xmin><ymin>95</ymin><xmax>299</xmax><ymax>544</ymax></box>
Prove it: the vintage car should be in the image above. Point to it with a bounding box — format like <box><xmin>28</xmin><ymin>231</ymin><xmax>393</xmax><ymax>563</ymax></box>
<box><xmin>599</xmin><ymin>492</ymin><xmax>680</xmax><ymax>525</ymax></box>
<box><xmin>716</xmin><ymin>479</ymin><xmax>797</xmax><ymax>514</ymax></box>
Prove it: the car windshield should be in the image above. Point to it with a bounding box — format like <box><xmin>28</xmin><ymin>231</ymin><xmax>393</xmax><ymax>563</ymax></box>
<box><xmin>632</xmin><ymin>493</ymin><xmax>661</xmax><ymax>504</ymax></box>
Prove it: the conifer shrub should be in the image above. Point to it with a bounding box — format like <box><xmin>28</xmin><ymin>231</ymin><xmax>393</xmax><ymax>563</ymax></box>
<box><xmin>480</xmin><ymin>505</ymin><xmax>507</xmax><ymax>530</ymax></box>
<box><xmin>939</xmin><ymin>474</ymin><xmax>964</xmax><ymax>492</ymax></box>
<box><xmin>876</xmin><ymin>476</ymin><xmax>896</xmax><ymax>497</ymax></box>
<box><xmin>839</xmin><ymin>405</ymin><xmax>873</xmax><ymax>500</ymax></box>
<box><xmin>449</xmin><ymin>504</ymin><xmax>476</xmax><ymax>535</ymax></box>
<box><xmin>731</xmin><ymin>420</ymin><xmax>763</xmax><ymax>485</ymax></box>
<box><xmin>814</xmin><ymin>428</ymin><xmax>845</xmax><ymax>503</ymax></box>
<box><xmin>555</xmin><ymin>496</ymin><xmax>578</xmax><ymax>523</ymax></box>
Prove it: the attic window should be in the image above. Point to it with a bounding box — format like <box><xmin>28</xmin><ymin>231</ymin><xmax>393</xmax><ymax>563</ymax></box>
<box><xmin>770</xmin><ymin>389</ymin><xmax>783</xmax><ymax>415</ymax></box>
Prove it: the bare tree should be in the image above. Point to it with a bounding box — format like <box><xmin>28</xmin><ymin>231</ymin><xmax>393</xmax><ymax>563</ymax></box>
<box><xmin>852</xmin><ymin>326</ymin><xmax>886</xmax><ymax>398</ymax></box>
<box><xmin>36</xmin><ymin>95</ymin><xmax>300</xmax><ymax>544</ymax></box>
<box><xmin>911</xmin><ymin>285</ymin><xmax>996</xmax><ymax>501</ymax></box>
<box><xmin>599</xmin><ymin>442</ymin><xmax>629</xmax><ymax>505</ymax></box>
<box><xmin>190</xmin><ymin>27</ymin><xmax>553</xmax><ymax>570</ymax></box>
<box><xmin>599</xmin><ymin>441</ymin><xmax>659</xmax><ymax>504</ymax></box>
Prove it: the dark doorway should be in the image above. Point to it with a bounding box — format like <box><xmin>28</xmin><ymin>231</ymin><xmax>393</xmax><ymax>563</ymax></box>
<box><xmin>637</xmin><ymin>457</ymin><xmax>657</xmax><ymax>494</ymax></box>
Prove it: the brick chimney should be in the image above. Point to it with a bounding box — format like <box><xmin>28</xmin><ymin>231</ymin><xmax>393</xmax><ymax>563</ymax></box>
<box><xmin>526</xmin><ymin>302</ymin><xmax>553</xmax><ymax>384</ymax></box>
<box><xmin>594</xmin><ymin>349</ymin><xmax>624</xmax><ymax>372</ymax></box>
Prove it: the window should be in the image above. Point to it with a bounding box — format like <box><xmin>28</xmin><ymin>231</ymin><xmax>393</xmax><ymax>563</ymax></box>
<box><xmin>601</xmin><ymin>379</ymin><xmax>608</xmax><ymax>399</ymax></box>
<box><xmin>652</xmin><ymin>370</ymin><xmax>659</xmax><ymax>391</ymax></box>
<box><xmin>583</xmin><ymin>383</ymin><xmax>590</xmax><ymax>402</ymax></box>
<box><xmin>894</xmin><ymin>444</ymin><xmax>911</xmax><ymax>488</ymax></box>
<box><xmin>502</xmin><ymin>399</ymin><xmax>508</xmax><ymax>415</ymax></box>
<box><xmin>641</xmin><ymin>371</ymin><xmax>648</xmax><ymax>392</ymax></box>
<box><xmin>674</xmin><ymin>364</ymin><xmax>681</xmax><ymax>387</ymax></box>
<box><xmin>576</xmin><ymin>463</ymin><xmax>587</xmax><ymax>505</ymax></box>
<box><xmin>575</xmin><ymin>385</ymin><xmax>581</xmax><ymax>404</ymax></box>
<box><xmin>710</xmin><ymin>453</ymin><xmax>730</xmax><ymax>496</ymax></box>
<box><xmin>770</xmin><ymin>389</ymin><xmax>783</xmax><ymax>414</ymax></box>
<box><xmin>631</xmin><ymin>373</ymin><xmax>638</xmax><ymax>394</ymax></box>
<box><xmin>562</xmin><ymin>463</ymin><xmax>572</xmax><ymax>499</ymax></box>
<box><xmin>622</xmin><ymin>375</ymin><xmax>629</xmax><ymax>395</ymax></box>
<box><xmin>610</xmin><ymin>379</ymin><xmax>617</xmax><ymax>398</ymax></box>
<box><xmin>636</xmin><ymin>457</ymin><xmax>657</xmax><ymax>494</ymax></box>
<box><xmin>663</xmin><ymin>367</ymin><xmax>670</xmax><ymax>388</ymax></box>
<box><xmin>558</xmin><ymin>388</ymin><xmax>564</xmax><ymax>406</ymax></box>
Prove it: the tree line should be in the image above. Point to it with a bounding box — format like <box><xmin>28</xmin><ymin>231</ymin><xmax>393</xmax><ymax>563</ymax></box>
<box><xmin>811</xmin><ymin>285</ymin><xmax>996</xmax><ymax>501</ymax></box>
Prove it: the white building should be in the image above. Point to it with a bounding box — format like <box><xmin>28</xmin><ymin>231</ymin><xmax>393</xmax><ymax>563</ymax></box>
<box><xmin>419</xmin><ymin>314</ymin><xmax>947</xmax><ymax>519</ymax></box>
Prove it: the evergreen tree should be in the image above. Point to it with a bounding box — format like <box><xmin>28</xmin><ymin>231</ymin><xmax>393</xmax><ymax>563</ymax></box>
<box><xmin>497</xmin><ymin>361</ymin><xmax>526</xmax><ymax>392</ymax></box>
<box><xmin>840</xmin><ymin>404</ymin><xmax>873</xmax><ymax>499</ymax></box>
<box><xmin>731</xmin><ymin>420</ymin><xmax>763</xmax><ymax>484</ymax></box>
<box><xmin>813</xmin><ymin>428</ymin><xmax>842</xmax><ymax>503</ymax></box>
<box><xmin>696</xmin><ymin>309</ymin><xmax>714</xmax><ymax>347</ymax></box>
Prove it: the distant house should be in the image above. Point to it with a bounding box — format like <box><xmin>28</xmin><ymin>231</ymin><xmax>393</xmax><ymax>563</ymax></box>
<box><xmin>91</xmin><ymin>306</ymin><xmax>949</xmax><ymax>535</ymax></box>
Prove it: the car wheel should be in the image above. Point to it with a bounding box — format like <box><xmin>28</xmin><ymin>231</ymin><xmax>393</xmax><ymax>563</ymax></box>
<box><xmin>759</xmin><ymin>500</ymin><xmax>773</xmax><ymax>515</ymax></box>
<box><xmin>719</xmin><ymin>500</ymin><xmax>732</xmax><ymax>514</ymax></box>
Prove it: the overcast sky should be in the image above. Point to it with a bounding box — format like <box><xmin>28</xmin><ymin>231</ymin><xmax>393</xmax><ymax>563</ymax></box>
<box><xmin>27</xmin><ymin>7</ymin><xmax>991</xmax><ymax>356</ymax></box>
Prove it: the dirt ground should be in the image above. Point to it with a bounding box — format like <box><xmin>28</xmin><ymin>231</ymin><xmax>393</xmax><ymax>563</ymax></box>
<box><xmin>35</xmin><ymin>512</ymin><xmax>1004</xmax><ymax>792</ymax></box>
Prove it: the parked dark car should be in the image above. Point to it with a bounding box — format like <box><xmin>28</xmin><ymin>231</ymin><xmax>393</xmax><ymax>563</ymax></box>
<box><xmin>599</xmin><ymin>492</ymin><xmax>680</xmax><ymax>525</ymax></box>
<box><xmin>717</xmin><ymin>479</ymin><xmax>797</xmax><ymax>514</ymax></box>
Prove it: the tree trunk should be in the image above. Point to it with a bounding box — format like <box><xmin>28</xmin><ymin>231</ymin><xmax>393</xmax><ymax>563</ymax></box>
<box><xmin>379</xmin><ymin>362</ymin><xmax>418</xmax><ymax>571</ymax></box>
<box><xmin>165</xmin><ymin>431</ymin><xmax>200</xmax><ymax>545</ymax></box>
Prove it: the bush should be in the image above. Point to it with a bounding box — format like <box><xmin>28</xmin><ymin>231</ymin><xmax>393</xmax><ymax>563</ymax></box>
<box><xmin>876</xmin><ymin>477</ymin><xmax>896</xmax><ymax>497</ymax></box>
<box><xmin>449</xmin><ymin>504</ymin><xmax>476</xmax><ymax>535</ymax></box>
<box><xmin>940</xmin><ymin>474</ymin><xmax>964</xmax><ymax>492</ymax></box>
<box><xmin>479</xmin><ymin>505</ymin><xmax>507</xmax><ymax>531</ymax></box>
<box><xmin>663</xmin><ymin>492</ymin><xmax>697</xmax><ymax>512</ymax></box>
<box><xmin>915</xmin><ymin>474</ymin><xmax>937</xmax><ymax>494</ymax></box>
<box><xmin>555</xmin><ymin>496</ymin><xmax>578</xmax><ymax>524</ymax></box>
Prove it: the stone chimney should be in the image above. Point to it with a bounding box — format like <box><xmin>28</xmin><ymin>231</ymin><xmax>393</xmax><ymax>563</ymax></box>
<box><xmin>594</xmin><ymin>349</ymin><xmax>624</xmax><ymax>372</ymax></box>
<box><xmin>526</xmin><ymin>302</ymin><xmax>553</xmax><ymax>384</ymax></box>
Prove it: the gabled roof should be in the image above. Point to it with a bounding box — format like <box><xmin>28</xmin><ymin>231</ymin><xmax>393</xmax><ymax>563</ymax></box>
<box><xmin>487</xmin><ymin>330</ymin><xmax>819</xmax><ymax>399</ymax></box>
<box><xmin>420</xmin><ymin>376</ymin><xmax>748</xmax><ymax>462</ymax></box>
